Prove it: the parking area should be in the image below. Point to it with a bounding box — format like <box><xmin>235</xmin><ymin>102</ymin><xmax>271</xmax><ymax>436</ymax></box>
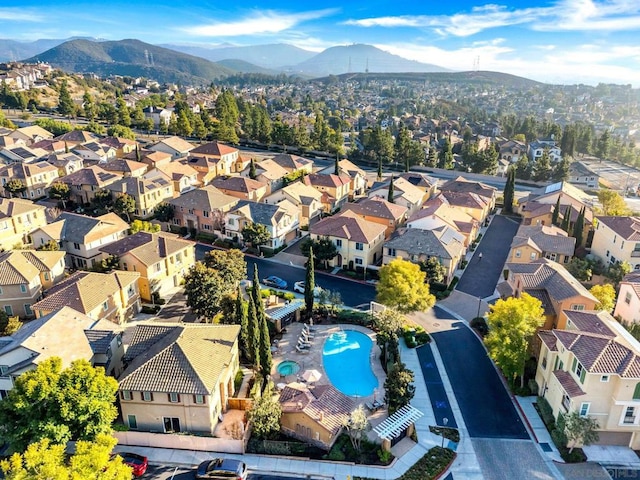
<box><xmin>581</xmin><ymin>158</ymin><xmax>640</xmax><ymax>192</ymax></box>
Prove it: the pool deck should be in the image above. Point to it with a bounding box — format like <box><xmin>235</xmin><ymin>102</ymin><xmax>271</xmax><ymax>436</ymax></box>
<box><xmin>271</xmin><ymin>322</ymin><xmax>387</xmax><ymax>422</ymax></box>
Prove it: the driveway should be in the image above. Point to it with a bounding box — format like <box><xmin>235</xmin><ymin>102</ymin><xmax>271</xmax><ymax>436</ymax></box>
<box><xmin>412</xmin><ymin>306</ymin><xmax>528</xmax><ymax>439</ymax></box>
<box><xmin>417</xmin><ymin>345</ymin><xmax>457</xmax><ymax>429</ymax></box>
<box><xmin>455</xmin><ymin>215</ymin><xmax>521</xmax><ymax>298</ymax></box>
<box><xmin>154</xmin><ymin>289</ymin><xmax>197</xmax><ymax>323</ymax></box>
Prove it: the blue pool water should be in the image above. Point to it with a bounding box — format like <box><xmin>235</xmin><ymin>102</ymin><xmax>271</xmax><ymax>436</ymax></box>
<box><xmin>277</xmin><ymin>360</ymin><xmax>300</xmax><ymax>376</ymax></box>
<box><xmin>323</xmin><ymin>330</ymin><xmax>378</xmax><ymax>397</ymax></box>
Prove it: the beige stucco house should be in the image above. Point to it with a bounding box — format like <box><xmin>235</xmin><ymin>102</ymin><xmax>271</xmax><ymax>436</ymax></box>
<box><xmin>107</xmin><ymin>170</ymin><xmax>174</xmax><ymax>219</ymax></box>
<box><xmin>263</xmin><ymin>182</ymin><xmax>323</xmax><ymax>227</ymax></box>
<box><xmin>508</xmin><ymin>225</ymin><xmax>576</xmax><ymax>265</ymax></box>
<box><xmin>591</xmin><ymin>216</ymin><xmax>640</xmax><ymax>270</ymax></box>
<box><xmin>0</xmin><ymin>250</ymin><xmax>66</xmax><ymax>318</ymax></box>
<box><xmin>59</xmin><ymin>166</ymin><xmax>121</xmax><ymax>205</ymax></box>
<box><xmin>536</xmin><ymin>310</ymin><xmax>640</xmax><ymax>449</ymax></box>
<box><xmin>100</xmin><ymin>231</ymin><xmax>196</xmax><ymax>302</ymax></box>
<box><xmin>614</xmin><ymin>272</ymin><xmax>640</xmax><ymax>325</ymax></box>
<box><xmin>407</xmin><ymin>195</ymin><xmax>479</xmax><ymax>247</ymax></box>
<box><xmin>225</xmin><ymin>200</ymin><xmax>299</xmax><ymax>251</ymax></box>
<box><xmin>211</xmin><ymin>176</ymin><xmax>270</xmax><ymax>202</ymax></box>
<box><xmin>309</xmin><ymin>210</ymin><xmax>386</xmax><ymax>270</ymax></box>
<box><xmin>0</xmin><ymin>161</ymin><xmax>59</xmax><ymax>200</ymax></box>
<box><xmin>168</xmin><ymin>185</ymin><xmax>239</xmax><ymax>235</ymax></box>
<box><xmin>342</xmin><ymin>198</ymin><xmax>408</xmax><ymax>239</ymax></box>
<box><xmin>118</xmin><ymin>324</ymin><xmax>240</xmax><ymax>434</ymax></box>
<box><xmin>0</xmin><ymin>198</ymin><xmax>47</xmax><ymax>250</ymax></box>
<box><xmin>304</xmin><ymin>173</ymin><xmax>351</xmax><ymax>212</ymax></box>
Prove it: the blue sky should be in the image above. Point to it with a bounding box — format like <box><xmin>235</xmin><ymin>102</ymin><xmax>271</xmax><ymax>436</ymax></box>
<box><xmin>2</xmin><ymin>0</ymin><xmax>640</xmax><ymax>85</ymax></box>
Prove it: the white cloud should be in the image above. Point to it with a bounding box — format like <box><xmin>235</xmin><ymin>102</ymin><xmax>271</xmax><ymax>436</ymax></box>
<box><xmin>0</xmin><ymin>8</ymin><xmax>43</xmax><ymax>22</ymax></box>
<box><xmin>179</xmin><ymin>9</ymin><xmax>337</xmax><ymax>38</ymax></box>
<box><xmin>345</xmin><ymin>0</ymin><xmax>640</xmax><ymax>37</ymax></box>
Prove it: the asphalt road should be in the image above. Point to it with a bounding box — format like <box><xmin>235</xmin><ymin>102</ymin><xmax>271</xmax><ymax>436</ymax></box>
<box><xmin>455</xmin><ymin>215</ymin><xmax>521</xmax><ymax>299</ymax></box>
<box><xmin>426</xmin><ymin>306</ymin><xmax>529</xmax><ymax>439</ymax></box>
<box><xmin>417</xmin><ymin>345</ymin><xmax>457</xmax><ymax>430</ymax></box>
<box><xmin>195</xmin><ymin>244</ymin><xmax>377</xmax><ymax>308</ymax></box>
<box><xmin>146</xmin><ymin>464</ymin><xmax>306</xmax><ymax>480</ymax></box>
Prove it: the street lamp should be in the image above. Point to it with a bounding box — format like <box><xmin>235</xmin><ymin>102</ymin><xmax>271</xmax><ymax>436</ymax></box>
<box><xmin>476</xmin><ymin>296</ymin><xmax>483</xmax><ymax>319</ymax></box>
<box><xmin>441</xmin><ymin>417</ymin><xmax>449</xmax><ymax>448</ymax></box>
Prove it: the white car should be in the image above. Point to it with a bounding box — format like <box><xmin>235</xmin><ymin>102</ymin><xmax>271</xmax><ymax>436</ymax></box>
<box><xmin>294</xmin><ymin>281</ymin><xmax>324</xmax><ymax>297</ymax></box>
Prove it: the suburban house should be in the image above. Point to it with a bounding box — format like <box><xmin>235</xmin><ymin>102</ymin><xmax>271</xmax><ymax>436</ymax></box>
<box><xmin>263</xmin><ymin>182</ymin><xmax>323</xmax><ymax>227</ymax></box>
<box><xmin>0</xmin><ymin>250</ymin><xmax>66</xmax><ymax>318</ymax></box>
<box><xmin>72</xmin><ymin>141</ymin><xmax>117</xmax><ymax>163</ymax></box>
<box><xmin>107</xmin><ymin>170</ymin><xmax>174</xmax><ymax>219</ymax></box>
<box><xmin>439</xmin><ymin>176</ymin><xmax>496</xmax><ymax>213</ymax></box>
<box><xmin>133</xmin><ymin>150</ymin><xmax>173</xmax><ymax>169</ymax></box>
<box><xmin>100</xmin><ymin>231</ymin><xmax>196</xmax><ymax>302</ymax></box>
<box><xmin>272</xmin><ymin>153</ymin><xmax>314</xmax><ymax>175</ymax></box>
<box><xmin>279</xmin><ymin>383</ymin><xmax>353</xmax><ymax>450</ymax></box>
<box><xmin>319</xmin><ymin>159</ymin><xmax>368</xmax><ymax>199</ymax></box>
<box><xmin>225</xmin><ymin>200</ymin><xmax>299</xmax><ymax>251</ymax></box>
<box><xmin>31</xmin><ymin>212</ymin><xmax>130</xmax><ymax>269</ymax></box>
<box><xmin>0</xmin><ymin>198</ymin><xmax>47</xmax><ymax>250</ymax></box>
<box><xmin>399</xmin><ymin>172</ymin><xmax>438</xmax><ymax>200</ymax></box>
<box><xmin>244</xmin><ymin>159</ymin><xmax>289</xmax><ymax>192</ymax></box>
<box><xmin>148</xmin><ymin>136</ymin><xmax>194</xmax><ymax>160</ymax></box>
<box><xmin>32</xmin><ymin>270</ymin><xmax>141</xmax><ymax>324</ymax></box>
<box><xmin>383</xmin><ymin>226</ymin><xmax>465</xmax><ymax>285</ymax></box>
<box><xmin>55</xmin><ymin>130</ymin><xmax>98</xmax><ymax>147</ymax></box>
<box><xmin>8</xmin><ymin>125</ymin><xmax>53</xmax><ymax>146</ymax></box>
<box><xmin>568</xmin><ymin>162</ymin><xmax>600</xmax><ymax>189</ymax></box>
<box><xmin>499</xmin><ymin>259</ymin><xmax>599</xmax><ymax>330</ymax></box>
<box><xmin>46</xmin><ymin>152</ymin><xmax>84</xmax><ymax>177</ymax></box>
<box><xmin>528</xmin><ymin>140</ymin><xmax>562</xmax><ymax>163</ymax></box>
<box><xmin>0</xmin><ymin>161</ymin><xmax>59</xmax><ymax>200</ymax></box>
<box><xmin>100</xmin><ymin>159</ymin><xmax>148</xmax><ymax>178</ymax></box>
<box><xmin>368</xmin><ymin>177</ymin><xmax>427</xmax><ymax>217</ymax></box>
<box><xmin>211</xmin><ymin>176</ymin><xmax>270</xmax><ymax>202</ymax></box>
<box><xmin>535</xmin><ymin>310</ymin><xmax>640</xmax><ymax>449</ymax></box>
<box><xmin>309</xmin><ymin>210</ymin><xmax>386</xmax><ymax>270</ymax></box>
<box><xmin>614</xmin><ymin>272</ymin><xmax>640</xmax><ymax>325</ymax></box>
<box><xmin>0</xmin><ymin>144</ymin><xmax>47</xmax><ymax>164</ymax></box>
<box><xmin>118</xmin><ymin>323</ymin><xmax>240</xmax><ymax>434</ymax></box>
<box><xmin>0</xmin><ymin>306</ymin><xmax>125</xmax><ymax>398</ymax></box>
<box><xmin>59</xmin><ymin>166</ymin><xmax>121</xmax><ymax>204</ymax></box>
<box><xmin>438</xmin><ymin>190</ymin><xmax>491</xmax><ymax>223</ymax></box>
<box><xmin>168</xmin><ymin>185</ymin><xmax>239</xmax><ymax>234</ymax></box>
<box><xmin>154</xmin><ymin>160</ymin><xmax>199</xmax><ymax>196</ymax></box>
<box><xmin>342</xmin><ymin>197</ymin><xmax>408</xmax><ymax>239</ymax></box>
<box><xmin>185</xmin><ymin>141</ymin><xmax>239</xmax><ymax>181</ymax></box>
<box><xmin>591</xmin><ymin>216</ymin><xmax>640</xmax><ymax>270</ymax></box>
<box><xmin>100</xmin><ymin>137</ymin><xmax>138</xmax><ymax>158</ymax></box>
<box><xmin>508</xmin><ymin>225</ymin><xmax>576</xmax><ymax>265</ymax></box>
<box><xmin>304</xmin><ymin>173</ymin><xmax>351</xmax><ymax>212</ymax></box>
<box><xmin>142</xmin><ymin>106</ymin><xmax>173</xmax><ymax>129</ymax></box>
<box><xmin>407</xmin><ymin>196</ymin><xmax>480</xmax><ymax>247</ymax></box>
<box><xmin>498</xmin><ymin>139</ymin><xmax>527</xmax><ymax>163</ymax></box>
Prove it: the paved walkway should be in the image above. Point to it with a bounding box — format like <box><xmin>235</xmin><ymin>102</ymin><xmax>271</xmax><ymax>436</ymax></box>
<box><xmin>515</xmin><ymin>396</ymin><xmax>563</xmax><ymax>463</ymax></box>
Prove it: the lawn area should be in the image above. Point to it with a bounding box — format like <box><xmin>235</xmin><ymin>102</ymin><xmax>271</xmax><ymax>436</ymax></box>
<box><xmin>354</xmin><ymin>446</ymin><xmax>455</xmax><ymax>480</ymax></box>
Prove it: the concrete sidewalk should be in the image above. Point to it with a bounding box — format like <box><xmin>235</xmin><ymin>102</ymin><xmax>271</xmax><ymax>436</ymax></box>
<box><xmin>114</xmin><ymin>341</ymin><xmax>465</xmax><ymax>480</ymax></box>
<box><xmin>515</xmin><ymin>396</ymin><xmax>563</xmax><ymax>463</ymax></box>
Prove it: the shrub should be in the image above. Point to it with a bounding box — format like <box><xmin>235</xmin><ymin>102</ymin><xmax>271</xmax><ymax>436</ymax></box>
<box><xmin>398</xmin><ymin>447</ymin><xmax>455</xmax><ymax>480</ymax></box>
<box><xmin>377</xmin><ymin>449</ymin><xmax>393</xmax><ymax>464</ymax></box>
<box><xmin>234</xmin><ymin>370</ymin><xmax>244</xmax><ymax>394</ymax></box>
<box><xmin>141</xmin><ymin>305</ymin><xmax>161</xmax><ymax>314</ymax></box>
<box><xmin>283</xmin><ymin>292</ymin><xmax>296</xmax><ymax>301</ymax></box>
<box><xmin>326</xmin><ymin>449</ymin><xmax>346</xmax><ymax>461</ymax></box>
<box><xmin>448</xmin><ymin>276</ymin><xmax>459</xmax><ymax>290</ymax></box>
<box><xmin>335</xmin><ymin>310</ymin><xmax>372</xmax><ymax>326</ymax></box>
<box><xmin>536</xmin><ymin>396</ymin><xmax>555</xmax><ymax>427</ymax></box>
<box><xmin>469</xmin><ymin>317</ymin><xmax>489</xmax><ymax>336</ymax></box>
<box><xmin>195</xmin><ymin>232</ymin><xmax>217</xmax><ymax>244</ymax></box>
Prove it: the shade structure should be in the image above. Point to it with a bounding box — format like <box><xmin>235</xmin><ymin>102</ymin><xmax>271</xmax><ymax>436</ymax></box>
<box><xmin>302</xmin><ymin>369</ymin><xmax>322</xmax><ymax>383</ymax></box>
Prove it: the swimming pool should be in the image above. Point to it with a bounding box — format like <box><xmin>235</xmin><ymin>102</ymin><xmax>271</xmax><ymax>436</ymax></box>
<box><xmin>276</xmin><ymin>360</ymin><xmax>301</xmax><ymax>376</ymax></box>
<box><xmin>322</xmin><ymin>330</ymin><xmax>378</xmax><ymax>397</ymax></box>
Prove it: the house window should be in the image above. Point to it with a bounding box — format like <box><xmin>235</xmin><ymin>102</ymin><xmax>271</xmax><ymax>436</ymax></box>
<box><xmin>19</xmin><ymin>284</ymin><xmax>27</xmax><ymax>293</ymax></box>
<box><xmin>155</xmin><ymin>263</ymin><xmax>161</xmax><ymax>272</ymax></box>
<box><xmin>203</xmin><ymin>224</ymin><xmax>211</xmax><ymax>230</ymax></box>
<box><xmin>127</xmin><ymin>286</ymin><xmax>134</xmax><ymax>299</ymax></box>
<box><xmin>74</xmin><ymin>242</ymin><xmax>80</xmax><ymax>250</ymax></box>
<box><xmin>624</xmin><ymin>407</ymin><xmax>636</xmax><ymax>424</ymax></box>
<box><xmin>335</xmin><ymin>239</ymin><xmax>342</xmax><ymax>248</ymax></box>
<box><xmin>121</xmin><ymin>390</ymin><xmax>132</xmax><ymax>401</ymax></box>
<box><xmin>163</xmin><ymin>417</ymin><xmax>180</xmax><ymax>433</ymax></box>
<box><xmin>626</xmin><ymin>292</ymin><xmax>633</xmax><ymax>304</ymax></box>
<box><xmin>611</xmin><ymin>256</ymin><xmax>618</xmax><ymax>264</ymax></box>
<box><xmin>562</xmin><ymin>394</ymin><xmax>570</xmax><ymax>411</ymax></box>
<box><xmin>194</xmin><ymin>394</ymin><xmax>205</xmax><ymax>405</ymax></box>
<box><xmin>541</xmin><ymin>355</ymin><xmax>547</xmax><ymax>370</ymax></box>
<box><xmin>103</xmin><ymin>301</ymin><xmax>108</xmax><ymax>311</ymax></box>
<box><xmin>355</xmin><ymin>258</ymin><xmax>363</xmax><ymax>265</ymax></box>
<box><xmin>571</xmin><ymin>304</ymin><xmax>585</xmax><ymax>311</ymax></box>
<box><xmin>545</xmin><ymin>253</ymin><xmax>557</xmax><ymax>261</ymax></box>
<box><xmin>0</xmin><ymin>287</ymin><xmax>3</xmax><ymax>295</ymax></box>
<box><xmin>606</xmin><ymin>250</ymin><xmax>610</xmax><ymax>257</ymax></box>
<box><xmin>614</xmin><ymin>235</ymin><xmax>617</xmax><ymax>244</ymax></box>
<box><xmin>355</xmin><ymin>242</ymin><xmax>364</xmax><ymax>251</ymax></box>
<box><xmin>530</xmin><ymin>252</ymin><xmax>537</xmax><ymax>260</ymax></box>
<box><xmin>24</xmin><ymin>304</ymin><xmax>32</xmax><ymax>316</ymax></box>
<box><xmin>228</xmin><ymin>218</ymin><xmax>235</xmax><ymax>226</ymax></box>
<box><xmin>579</xmin><ymin>403</ymin><xmax>590</xmax><ymax>417</ymax></box>
<box><xmin>44</xmin><ymin>272</ymin><xmax>50</xmax><ymax>281</ymax></box>
<box><xmin>168</xmin><ymin>392</ymin><xmax>180</xmax><ymax>403</ymax></box>
<box><xmin>633</xmin><ymin>383</ymin><xmax>640</xmax><ymax>400</ymax></box>
<box><xmin>515</xmin><ymin>250</ymin><xmax>521</xmax><ymax>258</ymax></box>
<box><xmin>203</xmin><ymin>210</ymin><xmax>209</xmax><ymax>217</ymax></box>
<box><xmin>622</xmin><ymin>241</ymin><xmax>625</xmax><ymax>250</ymax></box>
<box><xmin>127</xmin><ymin>415</ymin><xmax>137</xmax><ymax>429</ymax></box>
<box><xmin>601</xmin><ymin>375</ymin><xmax>609</xmax><ymax>382</ymax></box>
<box><xmin>3</xmin><ymin>306</ymin><xmax>12</xmax><ymax>316</ymax></box>
<box><xmin>142</xmin><ymin>391</ymin><xmax>153</xmax><ymax>402</ymax></box>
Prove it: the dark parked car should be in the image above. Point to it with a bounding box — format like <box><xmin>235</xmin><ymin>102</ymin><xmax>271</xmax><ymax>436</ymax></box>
<box><xmin>262</xmin><ymin>275</ymin><xmax>288</xmax><ymax>289</ymax></box>
<box><xmin>195</xmin><ymin>458</ymin><xmax>248</xmax><ymax>479</ymax></box>
<box><xmin>113</xmin><ymin>452</ymin><xmax>148</xmax><ymax>477</ymax></box>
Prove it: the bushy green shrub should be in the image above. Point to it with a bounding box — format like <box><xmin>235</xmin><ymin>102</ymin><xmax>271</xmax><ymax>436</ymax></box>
<box><xmin>536</xmin><ymin>397</ymin><xmax>555</xmax><ymax>427</ymax></box>
<box><xmin>327</xmin><ymin>449</ymin><xmax>346</xmax><ymax>461</ymax></box>
<box><xmin>377</xmin><ymin>449</ymin><xmax>393</xmax><ymax>464</ymax></box>
<box><xmin>141</xmin><ymin>305</ymin><xmax>161</xmax><ymax>314</ymax></box>
<box><xmin>398</xmin><ymin>447</ymin><xmax>455</xmax><ymax>480</ymax></box>
<box><xmin>470</xmin><ymin>317</ymin><xmax>489</xmax><ymax>336</ymax></box>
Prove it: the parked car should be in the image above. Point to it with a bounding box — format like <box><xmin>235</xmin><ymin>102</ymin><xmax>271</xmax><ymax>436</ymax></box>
<box><xmin>262</xmin><ymin>275</ymin><xmax>288</xmax><ymax>289</ymax></box>
<box><xmin>196</xmin><ymin>458</ymin><xmax>248</xmax><ymax>479</ymax></box>
<box><xmin>293</xmin><ymin>281</ymin><xmax>324</xmax><ymax>297</ymax></box>
<box><xmin>113</xmin><ymin>452</ymin><xmax>148</xmax><ymax>477</ymax></box>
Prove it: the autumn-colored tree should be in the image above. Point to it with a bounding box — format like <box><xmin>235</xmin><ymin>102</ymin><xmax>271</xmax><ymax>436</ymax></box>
<box><xmin>376</xmin><ymin>258</ymin><xmax>435</xmax><ymax>313</ymax></box>
<box><xmin>589</xmin><ymin>284</ymin><xmax>616</xmax><ymax>312</ymax></box>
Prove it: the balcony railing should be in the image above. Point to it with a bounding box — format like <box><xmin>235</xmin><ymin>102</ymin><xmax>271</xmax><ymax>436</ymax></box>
<box><xmin>631</xmin><ymin>251</ymin><xmax>640</xmax><ymax>257</ymax></box>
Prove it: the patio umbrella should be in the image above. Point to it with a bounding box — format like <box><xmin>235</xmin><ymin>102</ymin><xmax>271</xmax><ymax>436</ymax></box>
<box><xmin>302</xmin><ymin>369</ymin><xmax>322</xmax><ymax>383</ymax></box>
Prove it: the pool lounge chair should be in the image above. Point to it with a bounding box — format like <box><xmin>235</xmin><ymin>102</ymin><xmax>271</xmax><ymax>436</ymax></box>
<box><xmin>301</xmin><ymin>330</ymin><xmax>315</xmax><ymax>340</ymax></box>
<box><xmin>298</xmin><ymin>339</ymin><xmax>312</xmax><ymax>348</ymax></box>
<box><xmin>296</xmin><ymin>345</ymin><xmax>310</xmax><ymax>354</ymax></box>
<box><xmin>303</xmin><ymin>323</ymin><xmax>317</xmax><ymax>332</ymax></box>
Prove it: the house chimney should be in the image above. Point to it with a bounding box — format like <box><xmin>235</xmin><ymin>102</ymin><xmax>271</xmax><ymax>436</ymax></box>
<box><xmin>319</xmin><ymin>411</ymin><xmax>324</xmax><ymax>421</ymax></box>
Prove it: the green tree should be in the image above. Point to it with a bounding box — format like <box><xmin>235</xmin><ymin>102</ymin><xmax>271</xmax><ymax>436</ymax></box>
<box><xmin>561</xmin><ymin>205</ymin><xmax>571</xmax><ymax>232</ymax></box>
<box><xmin>183</xmin><ymin>262</ymin><xmax>228</xmax><ymax>321</ymax></box>
<box><xmin>573</xmin><ymin>206</ymin><xmax>585</xmax><ymax>247</ymax></box>
<box><xmin>589</xmin><ymin>284</ymin><xmax>616</xmax><ymax>312</ymax></box>
<box><xmin>176</xmin><ymin>109</ymin><xmax>193</xmax><ymax>137</ymax></box>
<box><xmin>258</xmin><ymin>301</ymin><xmax>272</xmax><ymax>380</ymax></box>
<box><xmin>597</xmin><ymin>190</ymin><xmax>631</xmax><ymax>216</ymax></box>
<box><xmin>106</xmin><ymin>125</ymin><xmax>135</xmax><ymax>141</ymax></box>
<box><xmin>387</xmin><ymin>176</ymin><xmax>395</xmax><ymax>203</ymax></box>
<box><xmin>48</xmin><ymin>182</ymin><xmax>71</xmax><ymax>209</ymax></box>
<box><xmin>129</xmin><ymin>219</ymin><xmax>160</xmax><ymax>234</ymax></box>
<box><xmin>301</xmin><ymin>237</ymin><xmax>338</xmax><ymax>269</ymax></box>
<box><xmin>514</xmin><ymin>156</ymin><xmax>532</xmax><ymax>180</ymax></box>
<box><xmin>0</xmin><ymin>311</ymin><xmax>21</xmax><ymax>336</ymax></box>
<box><xmin>563</xmin><ymin>411</ymin><xmax>599</xmax><ymax>454</ymax></box>
<box><xmin>533</xmin><ymin>150</ymin><xmax>552</xmax><ymax>182</ymax></box>
<box><xmin>247</xmin><ymin>382</ymin><xmax>281</xmax><ymax>439</ymax></box>
<box><xmin>607</xmin><ymin>261</ymin><xmax>632</xmax><ymax>286</ymax></box>
<box><xmin>115</xmin><ymin>97</ymin><xmax>130</xmax><ymax>127</ymax></box>
<box><xmin>438</xmin><ymin>138</ymin><xmax>454</xmax><ymax>169</ymax></box>
<box><xmin>0</xmin><ymin>358</ymin><xmax>118</xmax><ymax>452</ymax></box>
<box><xmin>551</xmin><ymin>196</ymin><xmax>561</xmax><ymax>226</ymax></box>
<box><xmin>4</xmin><ymin>179</ymin><xmax>26</xmax><ymax>198</ymax></box>
<box><xmin>503</xmin><ymin>166</ymin><xmax>515</xmax><ymax>214</ymax></box>
<box><xmin>566</xmin><ymin>257</ymin><xmax>595</xmax><ymax>282</ymax></box>
<box><xmin>0</xmin><ymin>434</ymin><xmax>132</xmax><ymax>480</ymax></box>
<box><xmin>154</xmin><ymin>203</ymin><xmax>174</xmax><ymax>222</ymax></box>
<box><xmin>384</xmin><ymin>362</ymin><xmax>415</xmax><ymax>415</ymax></box>
<box><xmin>485</xmin><ymin>293</ymin><xmax>545</xmax><ymax>388</ymax></box>
<box><xmin>376</xmin><ymin>258</ymin><xmax>435</xmax><ymax>313</ymax></box>
<box><xmin>420</xmin><ymin>257</ymin><xmax>447</xmax><ymax>285</ymax></box>
<box><xmin>377</xmin><ymin>157</ymin><xmax>383</xmax><ymax>181</ymax></box>
<box><xmin>82</xmin><ymin>91</ymin><xmax>96</xmax><ymax>121</ymax></box>
<box><xmin>305</xmin><ymin>246</ymin><xmax>315</xmax><ymax>318</ymax></box>
<box><xmin>235</xmin><ymin>287</ymin><xmax>249</xmax><ymax>358</ymax></box>
<box><xmin>38</xmin><ymin>240</ymin><xmax>60</xmax><ymax>252</ymax></box>
<box><xmin>343</xmin><ymin>405</ymin><xmax>370</xmax><ymax>453</ymax></box>
<box><xmin>34</xmin><ymin>118</ymin><xmax>72</xmax><ymax>136</ymax></box>
<box><xmin>552</xmin><ymin>157</ymin><xmax>570</xmax><ymax>182</ymax></box>
<box><xmin>596</xmin><ymin>130</ymin><xmax>611</xmax><ymax>159</ymax></box>
<box><xmin>203</xmin><ymin>249</ymin><xmax>247</xmax><ymax>294</ymax></box>
<box><xmin>57</xmin><ymin>80</ymin><xmax>74</xmax><ymax>117</ymax></box>
<box><xmin>241</xmin><ymin>222</ymin><xmax>270</xmax><ymax>252</ymax></box>
<box><xmin>246</xmin><ymin>295</ymin><xmax>260</xmax><ymax>366</ymax></box>
<box><xmin>372</xmin><ymin>308</ymin><xmax>404</xmax><ymax>336</ymax></box>
<box><xmin>249</xmin><ymin>159</ymin><xmax>257</xmax><ymax>180</ymax></box>
<box><xmin>113</xmin><ymin>193</ymin><xmax>136</xmax><ymax>222</ymax></box>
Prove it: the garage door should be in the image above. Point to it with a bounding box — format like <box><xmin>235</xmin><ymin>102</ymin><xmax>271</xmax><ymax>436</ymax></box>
<box><xmin>594</xmin><ymin>431</ymin><xmax>632</xmax><ymax>446</ymax></box>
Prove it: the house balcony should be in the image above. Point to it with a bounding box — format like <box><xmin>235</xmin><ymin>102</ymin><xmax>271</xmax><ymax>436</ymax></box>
<box><xmin>631</xmin><ymin>251</ymin><xmax>640</xmax><ymax>257</ymax></box>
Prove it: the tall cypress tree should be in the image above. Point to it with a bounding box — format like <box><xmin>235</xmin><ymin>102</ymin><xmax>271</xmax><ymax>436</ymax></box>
<box><xmin>377</xmin><ymin>157</ymin><xmax>382</xmax><ymax>181</ymax></box>
<box><xmin>249</xmin><ymin>159</ymin><xmax>257</xmax><ymax>180</ymax></box>
<box><xmin>258</xmin><ymin>307</ymin><xmax>272</xmax><ymax>380</ymax></box>
<box><xmin>246</xmin><ymin>295</ymin><xmax>259</xmax><ymax>367</ymax></box>
<box><xmin>387</xmin><ymin>176</ymin><xmax>395</xmax><ymax>203</ymax></box>
<box><xmin>236</xmin><ymin>286</ymin><xmax>249</xmax><ymax>359</ymax></box>
<box><xmin>551</xmin><ymin>196</ymin><xmax>561</xmax><ymax>226</ymax></box>
<box><xmin>305</xmin><ymin>246</ymin><xmax>315</xmax><ymax>318</ymax></box>
<box><xmin>334</xmin><ymin>154</ymin><xmax>339</xmax><ymax>175</ymax></box>
<box><xmin>503</xmin><ymin>166</ymin><xmax>515</xmax><ymax>214</ymax></box>
<box><xmin>573</xmin><ymin>206</ymin><xmax>585</xmax><ymax>248</ymax></box>
<box><xmin>561</xmin><ymin>205</ymin><xmax>571</xmax><ymax>232</ymax></box>
<box><xmin>252</xmin><ymin>264</ymin><xmax>266</xmax><ymax>327</ymax></box>
<box><xmin>135</xmin><ymin>144</ymin><xmax>141</xmax><ymax>162</ymax></box>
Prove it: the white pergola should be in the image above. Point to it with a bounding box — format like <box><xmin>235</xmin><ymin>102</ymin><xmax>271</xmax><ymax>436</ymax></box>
<box><xmin>373</xmin><ymin>404</ymin><xmax>423</xmax><ymax>441</ymax></box>
<box><xmin>267</xmin><ymin>300</ymin><xmax>304</xmax><ymax>321</ymax></box>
